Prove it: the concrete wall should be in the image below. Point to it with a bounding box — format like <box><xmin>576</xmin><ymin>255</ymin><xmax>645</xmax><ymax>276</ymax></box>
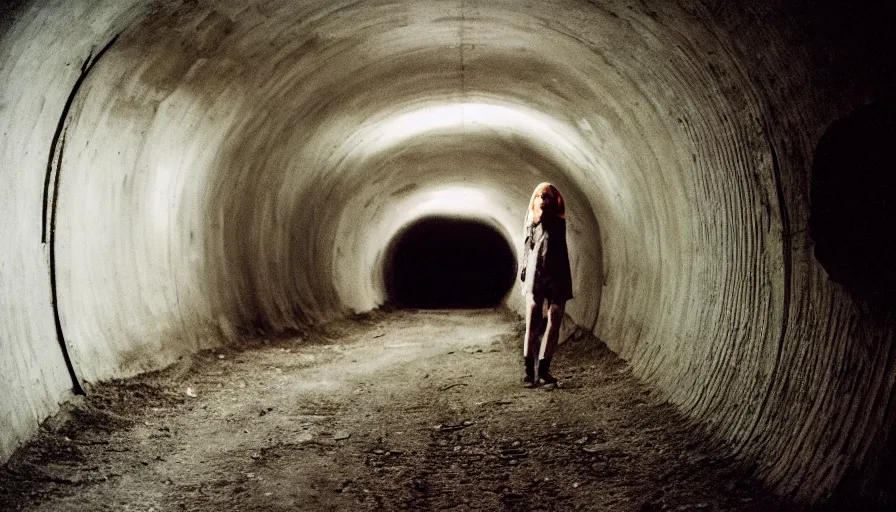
<box><xmin>1</xmin><ymin>0</ymin><xmax>894</xmax><ymax>505</ymax></box>
<box><xmin>0</xmin><ymin>0</ymin><xmax>143</xmax><ymax>465</ymax></box>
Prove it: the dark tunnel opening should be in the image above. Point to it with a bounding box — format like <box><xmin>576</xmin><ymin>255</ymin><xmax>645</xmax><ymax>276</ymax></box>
<box><xmin>383</xmin><ymin>217</ymin><xmax>517</xmax><ymax>309</ymax></box>
<box><xmin>810</xmin><ymin>98</ymin><xmax>896</xmax><ymax>307</ymax></box>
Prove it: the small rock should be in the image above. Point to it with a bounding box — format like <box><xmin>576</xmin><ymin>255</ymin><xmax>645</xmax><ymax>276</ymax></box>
<box><xmin>185</xmin><ymin>387</ymin><xmax>198</xmax><ymax>398</ymax></box>
<box><xmin>334</xmin><ymin>431</ymin><xmax>351</xmax><ymax>441</ymax></box>
<box><xmin>217</xmin><ymin>354</ymin><xmax>225</xmax><ymax>360</ymax></box>
<box><xmin>572</xmin><ymin>482</ymin><xmax>580</xmax><ymax>488</ymax></box>
<box><xmin>575</xmin><ymin>436</ymin><xmax>589</xmax><ymax>444</ymax></box>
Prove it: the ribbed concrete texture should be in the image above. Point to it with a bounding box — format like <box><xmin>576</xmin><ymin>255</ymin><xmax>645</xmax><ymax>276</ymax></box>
<box><xmin>1</xmin><ymin>0</ymin><xmax>893</xmax><ymax>506</ymax></box>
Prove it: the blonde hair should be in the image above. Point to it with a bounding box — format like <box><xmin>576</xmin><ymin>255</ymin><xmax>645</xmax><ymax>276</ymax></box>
<box><xmin>525</xmin><ymin>182</ymin><xmax>566</xmax><ymax>227</ymax></box>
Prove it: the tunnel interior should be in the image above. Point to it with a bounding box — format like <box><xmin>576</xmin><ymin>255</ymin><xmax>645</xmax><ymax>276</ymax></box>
<box><xmin>383</xmin><ymin>216</ymin><xmax>517</xmax><ymax>309</ymax></box>
<box><xmin>1</xmin><ymin>0</ymin><xmax>895</xmax><ymax>508</ymax></box>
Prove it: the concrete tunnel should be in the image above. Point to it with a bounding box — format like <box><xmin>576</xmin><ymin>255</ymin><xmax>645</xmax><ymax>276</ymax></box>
<box><xmin>1</xmin><ymin>0</ymin><xmax>895</xmax><ymax>507</ymax></box>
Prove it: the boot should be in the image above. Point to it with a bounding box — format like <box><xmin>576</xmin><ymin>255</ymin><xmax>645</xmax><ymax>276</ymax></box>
<box><xmin>523</xmin><ymin>357</ymin><xmax>536</xmax><ymax>386</ymax></box>
<box><xmin>538</xmin><ymin>357</ymin><xmax>558</xmax><ymax>385</ymax></box>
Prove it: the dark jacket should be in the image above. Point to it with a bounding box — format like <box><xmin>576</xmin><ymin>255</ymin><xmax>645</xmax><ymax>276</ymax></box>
<box><xmin>521</xmin><ymin>215</ymin><xmax>573</xmax><ymax>302</ymax></box>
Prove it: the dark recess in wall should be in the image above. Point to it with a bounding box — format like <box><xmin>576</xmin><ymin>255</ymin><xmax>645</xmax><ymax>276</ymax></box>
<box><xmin>810</xmin><ymin>98</ymin><xmax>896</xmax><ymax>307</ymax></box>
<box><xmin>0</xmin><ymin>0</ymin><xmax>28</xmax><ymax>34</ymax></box>
<box><xmin>384</xmin><ymin>217</ymin><xmax>517</xmax><ymax>309</ymax></box>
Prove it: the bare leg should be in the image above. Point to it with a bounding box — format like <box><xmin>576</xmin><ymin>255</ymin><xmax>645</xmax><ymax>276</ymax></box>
<box><xmin>535</xmin><ymin>300</ymin><xmax>565</xmax><ymax>385</ymax></box>
<box><xmin>523</xmin><ymin>294</ymin><xmax>546</xmax><ymax>359</ymax></box>
<box><xmin>539</xmin><ymin>301</ymin><xmax>565</xmax><ymax>360</ymax></box>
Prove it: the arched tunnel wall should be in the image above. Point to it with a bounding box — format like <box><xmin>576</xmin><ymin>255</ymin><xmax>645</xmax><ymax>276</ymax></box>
<box><xmin>1</xmin><ymin>0</ymin><xmax>894</xmax><ymax>506</ymax></box>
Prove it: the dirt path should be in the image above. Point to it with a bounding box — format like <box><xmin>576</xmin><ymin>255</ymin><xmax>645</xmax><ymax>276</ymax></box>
<box><xmin>1</xmin><ymin>309</ymin><xmax>793</xmax><ymax>511</ymax></box>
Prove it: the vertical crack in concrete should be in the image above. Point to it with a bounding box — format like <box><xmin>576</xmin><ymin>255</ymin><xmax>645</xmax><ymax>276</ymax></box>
<box><xmin>770</xmin><ymin>140</ymin><xmax>793</xmax><ymax>388</ymax></box>
<box><xmin>41</xmin><ymin>34</ymin><xmax>119</xmax><ymax>243</ymax></box>
<box><xmin>747</xmin><ymin>135</ymin><xmax>793</xmax><ymax>446</ymax></box>
<box><xmin>47</xmin><ymin>130</ymin><xmax>83</xmax><ymax>395</ymax></box>
<box><xmin>43</xmin><ymin>33</ymin><xmax>120</xmax><ymax>395</ymax></box>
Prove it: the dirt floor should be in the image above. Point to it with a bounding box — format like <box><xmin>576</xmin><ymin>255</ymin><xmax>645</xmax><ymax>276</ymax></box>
<box><xmin>0</xmin><ymin>309</ymin><xmax>797</xmax><ymax>511</ymax></box>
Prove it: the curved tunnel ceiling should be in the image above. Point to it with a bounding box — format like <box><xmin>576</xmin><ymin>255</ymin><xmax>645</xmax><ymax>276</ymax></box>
<box><xmin>1</xmin><ymin>0</ymin><xmax>895</xmax><ymax>506</ymax></box>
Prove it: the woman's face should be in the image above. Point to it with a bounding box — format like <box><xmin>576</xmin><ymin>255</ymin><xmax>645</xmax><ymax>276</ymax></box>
<box><xmin>535</xmin><ymin>189</ymin><xmax>557</xmax><ymax>217</ymax></box>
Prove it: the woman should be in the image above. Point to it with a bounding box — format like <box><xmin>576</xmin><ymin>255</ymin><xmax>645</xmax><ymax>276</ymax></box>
<box><xmin>520</xmin><ymin>182</ymin><xmax>573</xmax><ymax>387</ymax></box>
